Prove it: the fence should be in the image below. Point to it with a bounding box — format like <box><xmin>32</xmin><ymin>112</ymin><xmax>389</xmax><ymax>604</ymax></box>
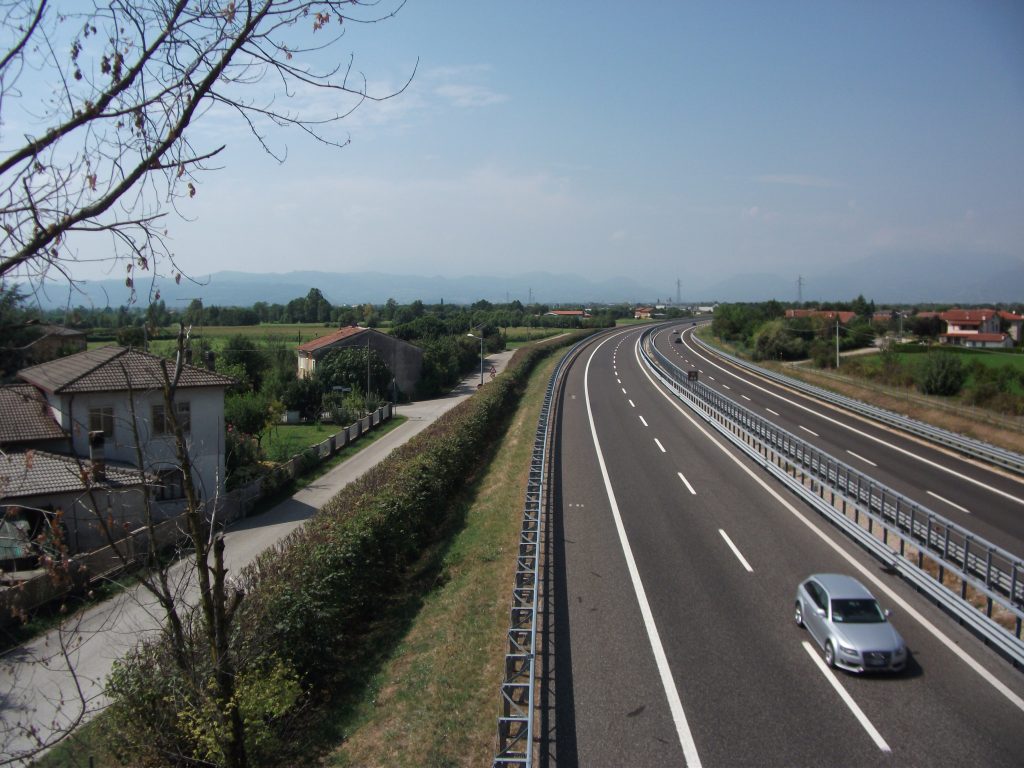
<box><xmin>0</xmin><ymin>405</ymin><xmax>392</xmax><ymax>624</ymax></box>
<box><xmin>493</xmin><ymin>338</ymin><xmax>589</xmax><ymax>767</ymax></box>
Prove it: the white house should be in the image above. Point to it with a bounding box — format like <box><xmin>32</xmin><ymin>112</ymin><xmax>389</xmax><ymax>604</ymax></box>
<box><xmin>2</xmin><ymin>347</ymin><xmax>234</xmax><ymax>555</ymax></box>
<box><xmin>938</xmin><ymin>309</ymin><xmax>1013</xmax><ymax>349</ymax></box>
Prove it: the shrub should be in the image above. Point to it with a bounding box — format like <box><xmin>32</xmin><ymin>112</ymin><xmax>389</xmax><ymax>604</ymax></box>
<box><xmin>916</xmin><ymin>352</ymin><xmax>967</xmax><ymax>396</ymax></box>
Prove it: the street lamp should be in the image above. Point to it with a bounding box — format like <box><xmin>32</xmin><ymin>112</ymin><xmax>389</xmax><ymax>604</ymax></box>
<box><xmin>467</xmin><ymin>331</ymin><xmax>484</xmax><ymax>387</ymax></box>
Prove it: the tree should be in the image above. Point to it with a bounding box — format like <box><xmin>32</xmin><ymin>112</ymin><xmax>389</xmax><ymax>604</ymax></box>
<box><xmin>315</xmin><ymin>346</ymin><xmax>390</xmax><ymax>400</ymax></box>
<box><xmin>0</xmin><ymin>0</ymin><xmax>413</xmax><ymax>302</ymax></box>
<box><xmin>225</xmin><ymin>390</ymin><xmax>279</xmax><ymax>447</ymax></box>
<box><xmin>917</xmin><ymin>352</ymin><xmax>967</xmax><ymax>396</ymax></box>
<box><xmin>222</xmin><ymin>334</ymin><xmax>265</xmax><ymax>391</ymax></box>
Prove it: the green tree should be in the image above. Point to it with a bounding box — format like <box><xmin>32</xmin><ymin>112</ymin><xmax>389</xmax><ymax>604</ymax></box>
<box><xmin>916</xmin><ymin>352</ymin><xmax>967</xmax><ymax>396</ymax></box>
<box><xmin>222</xmin><ymin>335</ymin><xmax>265</xmax><ymax>391</ymax></box>
<box><xmin>315</xmin><ymin>347</ymin><xmax>391</xmax><ymax>399</ymax></box>
<box><xmin>225</xmin><ymin>391</ymin><xmax>279</xmax><ymax>447</ymax></box>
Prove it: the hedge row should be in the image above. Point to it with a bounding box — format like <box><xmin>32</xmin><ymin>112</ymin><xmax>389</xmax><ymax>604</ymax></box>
<box><xmin>104</xmin><ymin>332</ymin><xmax>585</xmax><ymax>766</ymax></box>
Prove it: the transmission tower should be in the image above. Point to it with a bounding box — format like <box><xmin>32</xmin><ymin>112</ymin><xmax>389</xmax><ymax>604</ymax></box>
<box><xmin>797</xmin><ymin>275</ymin><xmax>804</xmax><ymax>304</ymax></box>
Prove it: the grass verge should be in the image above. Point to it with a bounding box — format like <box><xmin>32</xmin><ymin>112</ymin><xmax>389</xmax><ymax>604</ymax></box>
<box><xmin>318</xmin><ymin>353</ymin><xmax>560</xmax><ymax>767</ymax></box>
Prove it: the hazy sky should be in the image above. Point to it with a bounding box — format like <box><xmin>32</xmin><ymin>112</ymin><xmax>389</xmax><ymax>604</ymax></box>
<box><xmin>66</xmin><ymin>1</ymin><xmax>1024</xmax><ymax>296</ymax></box>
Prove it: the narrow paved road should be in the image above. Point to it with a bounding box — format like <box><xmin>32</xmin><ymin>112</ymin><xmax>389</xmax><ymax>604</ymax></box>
<box><xmin>0</xmin><ymin>350</ymin><xmax>514</xmax><ymax>765</ymax></box>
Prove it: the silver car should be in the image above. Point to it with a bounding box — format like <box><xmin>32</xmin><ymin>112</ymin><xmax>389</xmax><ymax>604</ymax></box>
<box><xmin>795</xmin><ymin>573</ymin><xmax>908</xmax><ymax>673</ymax></box>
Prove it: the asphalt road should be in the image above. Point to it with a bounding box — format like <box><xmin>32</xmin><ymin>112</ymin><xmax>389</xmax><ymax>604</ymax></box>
<box><xmin>544</xmin><ymin>326</ymin><xmax>1024</xmax><ymax>768</ymax></box>
<box><xmin>657</xmin><ymin>324</ymin><xmax>1024</xmax><ymax>556</ymax></box>
<box><xmin>0</xmin><ymin>349</ymin><xmax>515</xmax><ymax>765</ymax></box>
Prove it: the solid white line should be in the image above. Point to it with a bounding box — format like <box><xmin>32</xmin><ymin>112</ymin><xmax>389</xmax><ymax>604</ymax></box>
<box><xmin>928</xmin><ymin>490</ymin><xmax>971</xmax><ymax>515</ymax></box>
<box><xmin>629</xmin><ymin>399</ymin><xmax>636</xmax><ymax>408</ymax></box>
<box><xmin>719</xmin><ymin>529</ymin><xmax>753</xmax><ymax>572</ymax></box>
<box><xmin>639</xmin><ymin>415</ymin><xmax>649</xmax><ymax>427</ymax></box>
<box><xmin>655</xmin><ymin>438</ymin><xmax>666</xmax><ymax>453</ymax></box>
<box><xmin>766</xmin><ymin>408</ymin><xmax>780</xmax><ymax>416</ymax></box>
<box><xmin>677</xmin><ymin>472</ymin><xmax>696</xmax><ymax>495</ymax></box>
<box><xmin>799</xmin><ymin>425</ymin><xmax>819</xmax><ymax>437</ymax></box>
<box><xmin>675</xmin><ymin>334</ymin><xmax>1024</xmax><ymax>507</ymax></box>
<box><xmin>846</xmin><ymin>450</ymin><xmax>877</xmax><ymax>467</ymax></box>
<box><xmin>585</xmin><ymin>335</ymin><xmax>703</xmax><ymax>767</ymax></box>
<box><xmin>802</xmin><ymin>642</ymin><xmax>891</xmax><ymax>752</ymax></box>
<box><xmin>634</xmin><ymin>337</ymin><xmax>1024</xmax><ymax>715</ymax></box>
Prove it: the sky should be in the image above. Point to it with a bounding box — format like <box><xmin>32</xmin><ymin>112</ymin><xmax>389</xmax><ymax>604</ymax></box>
<box><xmin>30</xmin><ymin>1</ymin><xmax>1024</xmax><ymax>298</ymax></box>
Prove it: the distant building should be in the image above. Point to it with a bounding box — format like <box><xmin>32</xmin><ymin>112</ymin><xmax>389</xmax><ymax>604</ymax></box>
<box><xmin>23</xmin><ymin>325</ymin><xmax>87</xmax><ymax>365</ymax></box>
<box><xmin>937</xmin><ymin>308</ymin><xmax>1011</xmax><ymax>348</ymax></box>
<box><xmin>633</xmin><ymin>307</ymin><xmax>654</xmax><ymax>319</ymax></box>
<box><xmin>544</xmin><ymin>309</ymin><xmax>591</xmax><ymax>318</ymax></box>
<box><xmin>785</xmin><ymin>309</ymin><xmax>857</xmax><ymax>324</ymax></box>
<box><xmin>999</xmin><ymin>311</ymin><xmax>1024</xmax><ymax>342</ymax></box>
<box><xmin>296</xmin><ymin>326</ymin><xmax>423</xmax><ymax>398</ymax></box>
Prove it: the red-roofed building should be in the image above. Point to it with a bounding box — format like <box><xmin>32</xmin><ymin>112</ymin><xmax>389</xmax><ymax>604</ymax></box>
<box><xmin>634</xmin><ymin>307</ymin><xmax>654</xmax><ymax>319</ymax></box>
<box><xmin>784</xmin><ymin>309</ymin><xmax>857</xmax><ymax>324</ymax></box>
<box><xmin>999</xmin><ymin>311</ymin><xmax>1024</xmax><ymax>342</ymax></box>
<box><xmin>296</xmin><ymin>326</ymin><xmax>423</xmax><ymax>397</ymax></box>
<box><xmin>544</xmin><ymin>309</ymin><xmax>591</xmax><ymax>318</ymax></box>
<box><xmin>938</xmin><ymin>308</ymin><xmax>1012</xmax><ymax>348</ymax></box>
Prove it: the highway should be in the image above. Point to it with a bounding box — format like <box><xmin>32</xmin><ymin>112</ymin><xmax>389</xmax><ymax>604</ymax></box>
<box><xmin>543</xmin><ymin>325</ymin><xmax>1024</xmax><ymax>768</ymax></box>
<box><xmin>658</xmin><ymin>324</ymin><xmax>1024</xmax><ymax>555</ymax></box>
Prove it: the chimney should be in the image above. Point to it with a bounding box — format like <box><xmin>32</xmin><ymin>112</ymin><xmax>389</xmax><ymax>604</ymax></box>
<box><xmin>89</xmin><ymin>430</ymin><xmax>106</xmax><ymax>482</ymax></box>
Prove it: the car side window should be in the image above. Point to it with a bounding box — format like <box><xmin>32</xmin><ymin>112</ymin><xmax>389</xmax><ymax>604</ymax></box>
<box><xmin>806</xmin><ymin>581</ymin><xmax>826</xmax><ymax>611</ymax></box>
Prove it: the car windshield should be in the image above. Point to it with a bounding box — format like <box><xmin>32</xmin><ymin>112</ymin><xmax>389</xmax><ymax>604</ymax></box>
<box><xmin>831</xmin><ymin>598</ymin><xmax>885</xmax><ymax>623</ymax></box>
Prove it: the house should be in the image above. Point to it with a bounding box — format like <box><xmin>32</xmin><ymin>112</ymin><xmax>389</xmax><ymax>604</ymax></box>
<box><xmin>24</xmin><ymin>325</ymin><xmax>88</xmax><ymax>365</ymax></box>
<box><xmin>2</xmin><ymin>346</ymin><xmax>234</xmax><ymax>555</ymax></box>
<box><xmin>634</xmin><ymin>307</ymin><xmax>654</xmax><ymax>319</ymax></box>
<box><xmin>296</xmin><ymin>326</ymin><xmax>423</xmax><ymax>398</ymax></box>
<box><xmin>938</xmin><ymin>308</ymin><xmax>1012</xmax><ymax>348</ymax></box>
<box><xmin>785</xmin><ymin>309</ymin><xmax>857</xmax><ymax>324</ymax></box>
<box><xmin>999</xmin><ymin>311</ymin><xmax>1024</xmax><ymax>343</ymax></box>
<box><xmin>544</xmin><ymin>309</ymin><xmax>591</xmax><ymax>318</ymax></box>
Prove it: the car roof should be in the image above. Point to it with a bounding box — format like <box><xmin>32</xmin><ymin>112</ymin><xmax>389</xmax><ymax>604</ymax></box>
<box><xmin>807</xmin><ymin>573</ymin><xmax>874</xmax><ymax>600</ymax></box>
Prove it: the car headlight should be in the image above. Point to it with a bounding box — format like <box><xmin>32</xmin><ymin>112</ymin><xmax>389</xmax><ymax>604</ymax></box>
<box><xmin>839</xmin><ymin>645</ymin><xmax>858</xmax><ymax>656</ymax></box>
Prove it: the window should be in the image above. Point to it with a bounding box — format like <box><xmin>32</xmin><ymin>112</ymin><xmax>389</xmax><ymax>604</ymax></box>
<box><xmin>88</xmin><ymin>406</ymin><xmax>115</xmax><ymax>437</ymax></box>
<box><xmin>151</xmin><ymin>401</ymin><xmax>191</xmax><ymax>435</ymax></box>
<box><xmin>153</xmin><ymin>468</ymin><xmax>186</xmax><ymax>501</ymax></box>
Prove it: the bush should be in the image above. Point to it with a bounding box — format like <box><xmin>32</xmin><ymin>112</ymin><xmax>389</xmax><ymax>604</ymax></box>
<box><xmin>916</xmin><ymin>352</ymin><xmax>967</xmax><ymax>396</ymax></box>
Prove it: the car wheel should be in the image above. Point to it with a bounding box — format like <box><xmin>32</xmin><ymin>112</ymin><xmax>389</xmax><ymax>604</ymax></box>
<box><xmin>824</xmin><ymin>641</ymin><xmax>836</xmax><ymax>668</ymax></box>
<box><xmin>794</xmin><ymin>602</ymin><xmax>804</xmax><ymax>627</ymax></box>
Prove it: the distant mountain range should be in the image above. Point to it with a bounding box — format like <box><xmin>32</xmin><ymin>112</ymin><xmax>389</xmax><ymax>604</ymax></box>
<box><xmin>28</xmin><ymin>252</ymin><xmax>1024</xmax><ymax>308</ymax></box>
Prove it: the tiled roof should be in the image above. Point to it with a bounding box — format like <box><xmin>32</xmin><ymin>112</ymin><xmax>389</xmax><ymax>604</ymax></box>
<box><xmin>0</xmin><ymin>449</ymin><xmax>143</xmax><ymax>499</ymax></box>
<box><xmin>0</xmin><ymin>385</ymin><xmax>65</xmax><ymax>444</ymax></box>
<box><xmin>296</xmin><ymin>326</ymin><xmax>368</xmax><ymax>354</ymax></box>
<box><xmin>18</xmin><ymin>346</ymin><xmax>234</xmax><ymax>394</ymax></box>
<box><xmin>941</xmin><ymin>332</ymin><xmax>1008</xmax><ymax>342</ymax></box>
<box><xmin>939</xmin><ymin>309</ymin><xmax>996</xmax><ymax>323</ymax></box>
<box><xmin>998</xmin><ymin>311</ymin><xmax>1024</xmax><ymax>321</ymax></box>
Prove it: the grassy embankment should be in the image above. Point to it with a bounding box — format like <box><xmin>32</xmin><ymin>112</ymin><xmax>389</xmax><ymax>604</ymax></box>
<box><xmin>317</xmin><ymin>351</ymin><xmax>561</xmax><ymax>767</ymax></box>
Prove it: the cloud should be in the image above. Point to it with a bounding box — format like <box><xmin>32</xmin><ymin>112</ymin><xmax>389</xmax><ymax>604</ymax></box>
<box><xmin>433</xmin><ymin>84</ymin><xmax>508</xmax><ymax>108</ymax></box>
<box><xmin>755</xmin><ymin>174</ymin><xmax>846</xmax><ymax>189</ymax></box>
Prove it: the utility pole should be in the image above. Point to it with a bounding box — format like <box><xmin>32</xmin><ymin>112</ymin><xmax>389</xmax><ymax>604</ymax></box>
<box><xmin>797</xmin><ymin>276</ymin><xmax>804</xmax><ymax>305</ymax></box>
<box><xmin>836</xmin><ymin>319</ymin><xmax>840</xmax><ymax>368</ymax></box>
<box><xmin>676</xmin><ymin>278</ymin><xmax>681</xmax><ymax>305</ymax></box>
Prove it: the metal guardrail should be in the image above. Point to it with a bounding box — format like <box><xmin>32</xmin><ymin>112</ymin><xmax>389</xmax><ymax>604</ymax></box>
<box><xmin>688</xmin><ymin>332</ymin><xmax>1024</xmax><ymax>475</ymax></box>
<box><xmin>494</xmin><ymin>338</ymin><xmax>587</xmax><ymax>767</ymax></box>
<box><xmin>641</xmin><ymin>328</ymin><xmax>1024</xmax><ymax>667</ymax></box>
